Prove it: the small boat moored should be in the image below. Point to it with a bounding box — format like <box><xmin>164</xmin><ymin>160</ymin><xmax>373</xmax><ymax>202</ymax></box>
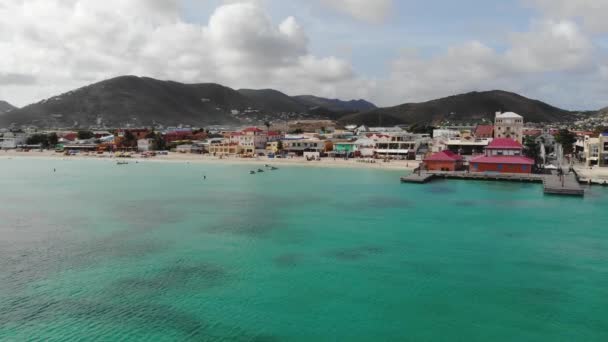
<box><xmin>249</xmin><ymin>170</ymin><xmax>256</xmax><ymax>174</ymax></box>
<box><xmin>257</xmin><ymin>169</ymin><xmax>264</xmax><ymax>173</ymax></box>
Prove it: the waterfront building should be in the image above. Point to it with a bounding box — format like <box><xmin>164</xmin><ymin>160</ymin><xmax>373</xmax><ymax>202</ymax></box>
<box><xmin>470</xmin><ymin>138</ymin><xmax>534</xmax><ymax>173</ymax></box>
<box><xmin>423</xmin><ymin>150</ymin><xmax>464</xmax><ymax>171</ymax></box>
<box><xmin>333</xmin><ymin>141</ymin><xmax>357</xmax><ymax>157</ymax></box>
<box><xmin>494</xmin><ymin>112</ymin><xmax>524</xmax><ymax>143</ymax></box>
<box><xmin>209</xmin><ymin>142</ymin><xmax>242</xmax><ymax>155</ymax></box>
<box><xmin>137</xmin><ymin>138</ymin><xmax>154</xmax><ymax>152</ymax></box>
<box><xmin>0</xmin><ymin>132</ymin><xmax>27</xmax><ymax>149</ymax></box>
<box><xmin>444</xmin><ymin>137</ymin><xmax>491</xmax><ymax>156</ymax></box>
<box><xmin>600</xmin><ymin>133</ymin><xmax>608</xmax><ymax>167</ymax></box>
<box><xmin>583</xmin><ymin>136</ymin><xmax>600</xmax><ymax>167</ymax></box>
<box><xmin>373</xmin><ymin>133</ymin><xmax>429</xmax><ymax>160</ymax></box>
<box><xmin>282</xmin><ymin>139</ymin><xmax>325</xmax><ymax>155</ymax></box>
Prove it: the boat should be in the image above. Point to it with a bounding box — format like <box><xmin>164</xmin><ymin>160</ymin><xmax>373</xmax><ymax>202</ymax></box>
<box><xmin>249</xmin><ymin>170</ymin><xmax>256</xmax><ymax>174</ymax></box>
<box><xmin>117</xmin><ymin>161</ymin><xmax>129</xmax><ymax>165</ymax></box>
<box><xmin>271</xmin><ymin>167</ymin><xmax>279</xmax><ymax>170</ymax></box>
<box><xmin>257</xmin><ymin>169</ymin><xmax>264</xmax><ymax>173</ymax></box>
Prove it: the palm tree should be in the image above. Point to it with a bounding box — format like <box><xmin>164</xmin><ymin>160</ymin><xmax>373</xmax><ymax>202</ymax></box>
<box><xmin>264</xmin><ymin>121</ymin><xmax>271</xmax><ymax>134</ymax></box>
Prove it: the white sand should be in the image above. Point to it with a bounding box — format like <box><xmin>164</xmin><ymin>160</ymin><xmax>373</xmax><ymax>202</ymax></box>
<box><xmin>0</xmin><ymin>150</ymin><xmax>420</xmax><ymax>171</ymax></box>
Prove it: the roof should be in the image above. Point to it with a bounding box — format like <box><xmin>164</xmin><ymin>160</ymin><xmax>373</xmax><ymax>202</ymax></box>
<box><xmin>470</xmin><ymin>156</ymin><xmax>534</xmax><ymax>165</ymax></box>
<box><xmin>486</xmin><ymin>138</ymin><xmax>523</xmax><ymax>149</ymax></box>
<box><xmin>523</xmin><ymin>129</ymin><xmax>542</xmax><ymax>136</ymax></box>
<box><xmin>242</xmin><ymin>127</ymin><xmax>264</xmax><ymax>133</ymax></box>
<box><xmin>424</xmin><ymin>150</ymin><xmax>463</xmax><ymax>162</ymax></box>
<box><xmin>474</xmin><ymin>125</ymin><xmax>494</xmax><ymax>136</ymax></box>
<box><xmin>496</xmin><ymin>112</ymin><xmax>522</xmax><ymax>119</ymax></box>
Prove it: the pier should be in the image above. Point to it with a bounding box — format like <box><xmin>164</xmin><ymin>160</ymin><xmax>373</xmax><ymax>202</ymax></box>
<box><xmin>401</xmin><ymin>171</ymin><xmax>585</xmax><ymax>196</ymax></box>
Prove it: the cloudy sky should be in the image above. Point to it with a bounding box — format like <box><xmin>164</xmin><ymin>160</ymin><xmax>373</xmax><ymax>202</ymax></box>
<box><xmin>0</xmin><ymin>0</ymin><xmax>607</xmax><ymax>109</ymax></box>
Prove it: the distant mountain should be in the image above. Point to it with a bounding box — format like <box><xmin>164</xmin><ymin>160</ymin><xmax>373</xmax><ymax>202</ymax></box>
<box><xmin>237</xmin><ymin>89</ymin><xmax>307</xmax><ymax>113</ymax></box>
<box><xmin>293</xmin><ymin>95</ymin><xmax>377</xmax><ymax>112</ymax></box>
<box><xmin>0</xmin><ymin>100</ymin><xmax>16</xmax><ymax>114</ymax></box>
<box><xmin>0</xmin><ymin>76</ymin><xmax>376</xmax><ymax>128</ymax></box>
<box><xmin>0</xmin><ymin>76</ymin><xmax>258</xmax><ymax>127</ymax></box>
<box><xmin>340</xmin><ymin>90</ymin><xmax>574</xmax><ymax>126</ymax></box>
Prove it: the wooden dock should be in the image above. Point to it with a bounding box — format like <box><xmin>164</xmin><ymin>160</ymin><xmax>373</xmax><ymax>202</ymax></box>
<box><xmin>401</xmin><ymin>171</ymin><xmax>585</xmax><ymax>197</ymax></box>
<box><xmin>542</xmin><ymin>172</ymin><xmax>585</xmax><ymax>196</ymax></box>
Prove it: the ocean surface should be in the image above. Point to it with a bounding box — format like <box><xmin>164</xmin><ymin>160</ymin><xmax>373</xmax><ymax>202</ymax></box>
<box><xmin>1</xmin><ymin>158</ymin><xmax>607</xmax><ymax>341</ymax></box>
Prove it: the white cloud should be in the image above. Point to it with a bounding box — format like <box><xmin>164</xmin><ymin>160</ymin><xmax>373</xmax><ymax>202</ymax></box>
<box><xmin>319</xmin><ymin>0</ymin><xmax>393</xmax><ymax>23</ymax></box>
<box><xmin>0</xmin><ymin>0</ymin><xmax>359</xmax><ymax>106</ymax></box>
<box><xmin>376</xmin><ymin>19</ymin><xmax>604</xmax><ymax>109</ymax></box>
<box><xmin>527</xmin><ymin>0</ymin><xmax>608</xmax><ymax>33</ymax></box>
<box><xmin>505</xmin><ymin>20</ymin><xmax>594</xmax><ymax>72</ymax></box>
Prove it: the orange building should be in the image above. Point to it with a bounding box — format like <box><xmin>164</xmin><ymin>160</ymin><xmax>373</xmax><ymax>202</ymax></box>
<box><xmin>424</xmin><ymin>150</ymin><xmax>464</xmax><ymax>171</ymax></box>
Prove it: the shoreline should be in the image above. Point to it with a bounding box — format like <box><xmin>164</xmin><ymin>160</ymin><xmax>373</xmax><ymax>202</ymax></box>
<box><xmin>0</xmin><ymin>151</ymin><xmax>420</xmax><ymax>171</ymax></box>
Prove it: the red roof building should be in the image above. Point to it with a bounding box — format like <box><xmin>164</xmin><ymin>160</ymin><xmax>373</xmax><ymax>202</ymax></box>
<box><xmin>486</xmin><ymin>138</ymin><xmax>524</xmax><ymax>150</ymax></box>
<box><xmin>424</xmin><ymin>150</ymin><xmax>464</xmax><ymax>171</ymax></box>
<box><xmin>474</xmin><ymin>125</ymin><xmax>494</xmax><ymax>138</ymax></box>
<box><xmin>470</xmin><ymin>138</ymin><xmax>534</xmax><ymax>173</ymax></box>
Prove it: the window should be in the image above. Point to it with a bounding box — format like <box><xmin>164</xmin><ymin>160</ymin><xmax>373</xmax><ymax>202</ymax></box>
<box><xmin>497</xmin><ymin>164</ymin><xmax>503</xmax><ymax>171</ymax></box>
<box><xmin>522</xmin><ymin>165</ymin><xmax>528</xmax><ymax>172</ymax></box>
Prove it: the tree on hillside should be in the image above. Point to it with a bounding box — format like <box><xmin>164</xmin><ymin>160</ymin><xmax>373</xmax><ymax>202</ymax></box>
<box><xmin>77</xmin><ymin>130</ymin><xmax>94</xmax><ymax>140</ymax></box>
<box><xmin>264</xmin><ymin>121</ymin><xmax>271</xmax><ymax>133</ymax></box>
<box><xmin>555</xmin><ymin>129</ymin><xmax>577</xmax><ymax>154</ymax></box>
<box><xmin>593</xmin><ymin>126</ymin><xmax>608</xmax><ymax>135</ymax></box>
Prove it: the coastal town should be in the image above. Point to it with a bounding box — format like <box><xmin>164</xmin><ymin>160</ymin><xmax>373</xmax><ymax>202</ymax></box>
<box><xmin>2</xmin><ymin>111</ymin><xmax>608</xmax><ymax>186</ymax></box>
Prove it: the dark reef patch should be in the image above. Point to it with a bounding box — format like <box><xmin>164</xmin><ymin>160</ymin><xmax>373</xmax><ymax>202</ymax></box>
<box><xmin>326</xmin><ymin>246</ymin><xmax>384</xmax><ymax>261</ymax></box>
<box><xmin>273</xmin><ymin>253</ymin><xmax>302</xmax><ymax>268</ymax></box>
<box><xmin>112</xmin><ymin>261</ymin><xmax>228</xmax><ymax>297</ymax></box>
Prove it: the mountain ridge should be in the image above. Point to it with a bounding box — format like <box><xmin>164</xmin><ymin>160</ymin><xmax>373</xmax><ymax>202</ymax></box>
<box><xmin>0</xmin><ymin>76</ymin><xmax>376</xmax><ymax>128</ymax></box>
<box><xmin>0</xmin><ymin>100</ymin><xmax>17</xmax><ymax>114</ymax></box>
<box><xmin>339</xmin><ymin>90</ymin><xmax>576</xmax><ymax>126</ymax></box>
<box><xmin>0</xmin><ymin>77</ymin><xmax>591</xmax><ymax>128</ymax></box>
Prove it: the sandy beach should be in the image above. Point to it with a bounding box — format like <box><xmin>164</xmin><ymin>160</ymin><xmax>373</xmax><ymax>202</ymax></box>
<box><xmin>0</xmin><ymin>150</ymin><xmax>420</xmax><ymax>171</ymax></box>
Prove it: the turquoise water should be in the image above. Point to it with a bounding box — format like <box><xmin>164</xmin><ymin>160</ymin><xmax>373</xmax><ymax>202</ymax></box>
<box><xmin>1</xmin><ymin>159</ymin><xmax>607</xmax><ymax>341</ymax></box>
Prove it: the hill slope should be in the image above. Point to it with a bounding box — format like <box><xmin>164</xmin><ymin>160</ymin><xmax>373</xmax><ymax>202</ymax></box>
<box><xmin>294</xmin><ymin>95</ymin><xmax>376</xmax><ymax>112</ymax></box>
<box><xmin>0</xmin><ymin>100</ymin><xmax>16</xmax><ymax>114</ymax></box>
<box><xmin>0</xmin><ymin>76</ymin><xmax>264</xmax><ymax>127</ymax></box>
<box><xmin>340</xmin><ymin>90</ymin><xmax>573</xmax><ymax>126</ymax></box>
<box><xmin>237</xmin><ymin>89</ymin><xmax>306</xmax><ymax>113</ymax></box>
<box><xmin>0</xmin><ymin>76</ymin><xmax>376</xmax><ymax>128</ymax></box>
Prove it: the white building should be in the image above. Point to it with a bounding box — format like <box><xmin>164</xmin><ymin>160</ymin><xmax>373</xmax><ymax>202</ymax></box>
<box><xmin>137</xmin><ymin>138</ymin><xmax>154</xmax><ymax>152</ymax></box>
<box><xmin>236</xmin><ymin>127</ymin><xmax>268</xmax><ymax>151</ymax></box>
<box><xmin>0</xmin><ymin>132</ymin><xmax>27</xmax><ymax>149</ymax></box>
<box><xmin>494</xmin><ymin>112</ymin><xmax>524</xmax><ymax>143</ymax></box>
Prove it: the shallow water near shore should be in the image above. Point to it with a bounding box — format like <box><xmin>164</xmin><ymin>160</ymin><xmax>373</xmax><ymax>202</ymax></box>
<box><xmin>1</xmin><ymin>158</ymin><xmax>607</xmax><ymax>341</ymax></box>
